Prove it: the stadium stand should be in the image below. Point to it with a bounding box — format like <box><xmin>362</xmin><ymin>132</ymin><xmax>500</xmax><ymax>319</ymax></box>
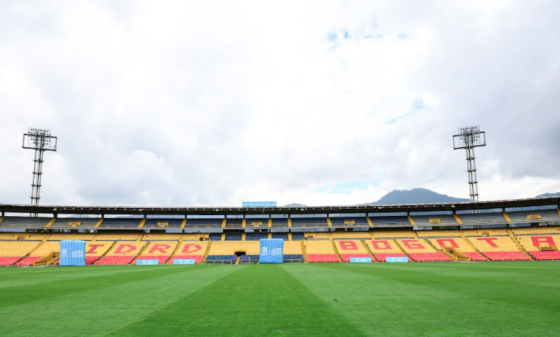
<box><xmin>330</xmin><ymin>217</ymin><xmax>369</xmax><ymax>227</ymax></box>
<box><xmin>458</xmin><ymin>212</ymin><xmax>507</xmax><ymax>225</ymax></box>
<box><xmin>291</xmin><ymin>233</ymin><xmax>304</xmax><ymax>240</ymax></box>
<box><xmin>136</xmin><ymin>241</ymin><xmax>178</xmax><ymax>264</ymax></box>
<box><xmin>17</xmin><ymin>241</ymin><xmax>60</xmax><ymax>266</ymax></box>
<box><xmin>141</xmin><ymin>234</ymin><xmax>182</xmax><ymax>241</ymax></box>
<box><xmin>331</xmin><ymin>232</ymin><xmax>371</xmax><ymax>239</ymax></box>
<box><xmin>239</xmin><ymin>255</ymin><xmax>259</xmax><ymax>264</ymax></box>
<box><xmin>225</xmin><ymin>219</ymin><xmax>243</xmax><ymax>229</ymax></box>
<box><xmin>411</xmin><ymin>215</ymin><xmax>458</xmax><ymax>226</ymax></box>
<box><xmin>291</xmin><ymin>217</ymin><xmax>329</xmax><ymax>228</ymax></box>
<box><xmin>208</xmin><ymin>233</ymin><xmax>222</xmax><ymax>241</ymax></box>
<box><xmin>416</xmin><ymin>230</ymin><xmax>462</xmax><ymax>238</ymax></box>
<box><xmin>372</xmin><ymin>231</ymin><xmax>415</xmax><ymax>239</ymax></box>
<box><xmin>466</xmin><ymin>236</ymin><xmax>530</xmax><ymax>261</ymax></box>
<box><xmin>225</xmin><ymin>233</ymin><xmax>243</xmax><ymax>241</ymax></box>
<box><xmin>85</xmin><ymin>242</ymin><xmax>113</xmax><ymax>265</ymax></box>
<box><xmin>365</xmin><ymin>239</ymin><xmax>407</xmax><ymax>262</ymax></box>
<box><xmin>50</xmin><ymin>218</ymin><xmax>100</xmax><ymax>229</ymax></box>
<box><xmin>517</xmin><ymin>235</ymin><xmax>560</xmax><ymax>260</ymax></box>
<box><xmin>95</xmin><ymin>234</ymin><xmax>139</xmax><ymax>241</ymax></box>
<box><xmin>0</xmin><ymin>217</ymin><xmax>52</xmax><ymax>229</ymax></box>
<box><xmin>48</xmin><ymin>234</ymin><xmax>96</xmax><ymax>241</ymax></box>
<box><xmin>271</xmin><ymin>218</ymin><xmax>288</xmax><ymax>227</ymax></box>
<box><xmin>428</xmin><ymin>237</ymin><xmax>487</xmax><ymax>261</ymax></box>
<box><xmin>304</xmin><ymin>240</ymin><xmax>339</xmax><ymax>262</ymax></box>
<box><xmin>171</xmin><ymin>241</ymin><xmax>209</xmax><ymax>264</ymax></box>
<box><xmin>186</xmin><ymin>219</ymin><xmax>223</xmax><ymax>228</ymax></box>
<box><xmin>396</xmin><ymin>239</ymin><xmax>452</xmax><ymax>262</ymax></box>
<box><xmin>334</xmin><ymin>240</ymin><xmax>372</xmax><ymax>262</ymax></box>
<box><xmin>271</xmin><ymin>233</ymin><xmax>289</xmax><ymax>240</ymax></box>
<box><xmin>512</xmin><ymin>227</ymin><xmax>560</xmax><ymax>235</ymax></box>
<box><xmin>95</xmin><ymin>242</ymin><xmax>146</xmax><ymax>265</ymax></box>
<box><xmin>142</xmin><ymin>219</ymin><xmax>184</xmax><ymax>229</ymax></box>
<box><xmin>369</xmin><ymin>216</ymin><xmax>410</xmax><ymax>226</ymax></box>
<box><xmin>245</xmin><ymin>233</ymin><xmax>268</xmax><ymax>241</ymax></box>
<box><xmin>98</xmin><ymin>218</ymin><xmax>141</xmax><ymax>229</ymax></box>
<box><xmin>0</xmin><ymin>241</ymin><xmax>39</xmax><ymax>266</ymax></box>
<box><xmin>507</xmin><ymin>210</ymin><xmax>560</xmax><ymax>224</ymax></box>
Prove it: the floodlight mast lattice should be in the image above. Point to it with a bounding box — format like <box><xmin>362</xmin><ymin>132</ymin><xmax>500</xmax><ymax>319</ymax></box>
<box><xmin>453</xmin><ymin>126</ymin><xmax>486</xmax><ymax>202</ymax></box>
<box><xmin>22</xmin><ymin>128</ymin><xmax>58</xmax><ymax>209</ymax></box>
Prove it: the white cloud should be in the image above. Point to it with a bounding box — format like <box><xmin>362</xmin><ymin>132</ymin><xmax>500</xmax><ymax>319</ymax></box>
<box><xmin>0</xmin><ymin>0</ymin><xmax>559</xmax><ymax>207</ymax></box>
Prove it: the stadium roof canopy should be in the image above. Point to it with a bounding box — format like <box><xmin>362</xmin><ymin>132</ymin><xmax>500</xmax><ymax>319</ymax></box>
<box><xmin>0</xmin><ymin>197</ymin><xmax>559</xmax><ymax>216</ymax></box>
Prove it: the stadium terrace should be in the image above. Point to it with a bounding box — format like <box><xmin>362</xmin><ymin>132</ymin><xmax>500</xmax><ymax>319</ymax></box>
<box><xmin>1</xmin><ymin>196</ymin><xmax>559</xmax><ymax>266</ymax></box>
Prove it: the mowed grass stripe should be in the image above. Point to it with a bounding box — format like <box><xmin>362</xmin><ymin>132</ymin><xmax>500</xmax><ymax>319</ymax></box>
<box><xmin>0</xmin><ymin>265</ymin><xmax>238</xmax><ymax>337</ymax></box>
<box><xmin>111</xmin><ymin>264</ymin><xmax>364</xmax><ymax>337</ymax></box>
<box><xmin>0</xmin><ymin>265</ymin><xmax>176</xmax><ymax>289</ymax></box>
<box><xmin>285</xmin><ymin>263</ymin><xmax>560</xmax><ymax>337</ymax></box>
<box><xmin>0</xmin><ymin>265</ymin><xmax>205</xmax><ymax>308</ymax></box>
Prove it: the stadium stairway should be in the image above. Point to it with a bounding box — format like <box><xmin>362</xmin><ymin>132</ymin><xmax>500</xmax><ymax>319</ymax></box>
<box><xmin>507</xmin><ymin>229</ymin><xmax>534</xmax><ymax>260</ymax></box>
<box><xmin>33</xmin><ymin>251</ymin><xmax>59</xmax><ymax>266</ymax></box>
<box><xmin>16</xmin><ymin>234</ymin><xmax>52</xmax><ymax>266</ymax></box>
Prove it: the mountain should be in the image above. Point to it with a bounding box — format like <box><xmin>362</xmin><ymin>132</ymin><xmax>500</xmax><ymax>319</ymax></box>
<box><xmin>284</xmin><ymin>203</ymin><xmax>307</xmax><ymax>207</ymax></box>
<box><xmin>535</xmin><ymin>192</ymin><xmax>560</xmax><ymax>198</ymax></box>
<box><xmin>365</xmin><ymin>188</ymin><xmax>470</xmax><ymax>205</ymax></box>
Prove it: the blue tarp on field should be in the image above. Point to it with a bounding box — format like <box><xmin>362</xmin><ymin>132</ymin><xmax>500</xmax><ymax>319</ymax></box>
<box><xmin>59</xmin><ymin>241</ymin><xmax>86</xmax><ymax>266</ymax></box>
<box><xmin>259</xmin><ymin>239</ymin><xmax>283</xmax><ymax>264</ymax></box>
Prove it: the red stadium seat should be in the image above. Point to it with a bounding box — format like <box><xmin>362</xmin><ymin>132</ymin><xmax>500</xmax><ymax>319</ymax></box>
<box><xmin>95</xmin><ymin>256</ymin><xmax>135</xmax><ymax>265</ymax></box>
<box><xmin>0</xmin><ymin>257</ymin><xmax>20</xmax><ymax>266</ymax></box>
<box><xmin>408</xmin><ymin>253</ymin><xmax>452</xmax><ymax>262</ymax></box>
<box><xmin>306</xmin><ymin>254</ymin><xmax>339</xmax><ymax>263</ymax></box>
<box><xmin>484</xmin><ymin>252</ymin><xmax>531</xmax><ymax>261</ymax></box>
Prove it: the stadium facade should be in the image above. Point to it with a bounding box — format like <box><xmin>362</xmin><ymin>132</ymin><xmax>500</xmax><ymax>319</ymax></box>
<box><xmin>1</xmin><ymin>196</ymin><xmax>559</xmax><ymax>266</ymax></box>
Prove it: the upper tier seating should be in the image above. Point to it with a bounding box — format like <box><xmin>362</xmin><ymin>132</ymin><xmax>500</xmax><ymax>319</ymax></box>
<box><xmin>466</xmin><ymin>236</ymin><xmax>530</xmax><ymax>261</ymax></box>
<box><xmin>271</xmin><ymin>218</ymin><xmax>288</xmax><ymax>227</ymax></box>
<box><xmin>304</xmin><ymin>241</ymin><xmax>339</xmax><ymax>262</ymax></box>
<box><xmin>291</xmin><ymin>233</ymin><xmax>304</xmax><ymax>241</ymax></box>
<box><xmin>95</xmin><ymin>242</ymin><xmax>146</xmax><ymax>265</ymax></box>
<box><xmin>143</xmin><ymin>219</ymin><xmax>184</xmax><ymax>229</ymax></box>
<box><xmin>271</xmin><ymin>233</ymin><xmax>289</xmax><ymax>240</ymax></box>
<box><xmin>246</xmin><ymin>218</ymin><xmax>269</xmax><ymax>227</ymax></box>
<box><xmin>395</xmin><ymin>239</ymin><xmax>452</xmax><ymax>262</ymax></box>
<box><xmin>50</xmin><ymin>218</ymin><xmax>100</xmax><ymax>229</ymax></box>
<box><xmin>462</xmin><ymin>229</ymin><xmax>509</xmax><ymax>237</ymax></box>
<box><xmin>517</xmin><ymin>235</ymin><xmax>560</xmax><ymax>260</ymax></box>
<box><xmin>369</xmin><ymin>216</ymin><xmax>410</xmax><ymax>226</ymax></box>
<box><xmin>291</xmin><ymin>218</ymin><xmax>329</xmax><ymax>228</ymax></box>
<box><xmin>186</xmin><ymin>219</ymin><xmax>223</xmax><ymax>228</ymax></box>
<box><xmin>245</xmin><ymin>233</ymin><xmax>268</xmax><ymax>241</ymax></box>
<box><xmin>171</xmin><ymin>241</ymin><xmax>209</xmax><ymax>264</ymax></box>
<box><xmin>225</xmin><ymin>219</ymin><xmax>243</xmax><ymax>228</ymax></box>
<box><xmin>225</xmin><ymin>233</ymin><xmax>242</xmax><ymax>241</ymax></box>
<box><xmin>411</xmin><ymin>215</ymin><xmax>458</xmax><ymax>226</ymax></box>
<box><xmin>136</xmin><ymin>241</ymin><xmax>178</xmax><ymax>264</ymax></box>
<box><xmin>334</xmin><ymin>240</ymin><xmax>372</xmax><ymax>262</ymax></box>
<box><xmin>458</xmin><ymin>212</ymin><xmax>507</xmax><ymax>225</ymax></box>
<box><xmin>0</xmin><ymin>217</ymin><xmax>52</xmax><ymax>229</ymax></box>
<box><xmin>507</xmin><ymin>210</ymin><xmax>560</xmax><ymax>224</ymax></box>
<box><xmin>365</xmin><ymin>239</ymin><xmax>406</xmax><ymax>262</ymax></box>
<box><xmin>330</xmin><ymin>217</ymin><xmax>369</xmax><ymax>227</ymax></box>
<box><xmin>98</xmin><ymin>218</ymin><xmax>141</xmax><ymax>229</ymax></box>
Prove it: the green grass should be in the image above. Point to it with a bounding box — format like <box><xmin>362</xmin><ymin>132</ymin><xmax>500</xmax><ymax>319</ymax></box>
<box><xmin>1</xmin><ymin>262</ymin><xmax>560</xmax><ymax>336</ymax></box>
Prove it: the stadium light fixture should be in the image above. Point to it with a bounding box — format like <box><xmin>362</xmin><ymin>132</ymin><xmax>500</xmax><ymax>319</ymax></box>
<box><xmin>22</xmin><ymin>128</ymin><xmax>58</xmax><ymax>210</ymax></box>
<box><xmin>453</xmin><ymin>126</ymin><xmax>486</xmax><ymax>202</ymax></box>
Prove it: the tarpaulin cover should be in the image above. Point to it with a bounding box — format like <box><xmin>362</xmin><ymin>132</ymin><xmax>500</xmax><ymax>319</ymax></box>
<box><xmin>259</xmin><ymin>239</ymin><xmax>283</xmax><ymax>264</ymax></box>
<box><xmin>59</xmin><ymin>241</ymin><xmax>86</xmax><ymax>266</ymax></box>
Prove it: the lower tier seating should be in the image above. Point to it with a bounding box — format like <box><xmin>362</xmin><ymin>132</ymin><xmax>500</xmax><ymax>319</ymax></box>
<box><xmin>463</xmin><ymin>252</ymin><xmax>488</xmax><ymax>261</ymax></box>
<box><xmin>408</xmin><ymin>252</ymin><xmax>452</xmax><ymax>262</ymax></box>
<box><xmin>339</xmin><ymin>254</ymin><xmax>372</xmax><ymax>262</ymax></box>
<box><xmin>169</xmin><ymin>242</ymin><xmax>209</xmax><ymax>264</ymax></box>
<box><xmin>484</xmin><ymin>252</ymin><xmax>531</xmax><ymax>261</ymax></box>
<box><xmin>96</xmin><ymin>256</ymin><xmax>136</xmax><ymax>265</ymax></box>
<box><xmin>373</xmin><ymin>253</ymin><xmax>407</xmax><ymax>262</ymax></box>
<box><xmin>239</xmin><ymin>255</ymin><xmax>259</xmax><ymax>264</ymax></box>
<box><xmin>136</xmin><ymin>256</ymin><xmax>169</xmax><ymax>264</ymax></box>
<box><xmin>0</xmin><ymin>257</ymin><xmax>20</xmax><ymax>266</ymax></box>
<box><xmin>530</xmin><ymin>251</ymin><xmax>560</xmax><ymax>260</ymax></box>
<box><xmin>16</xmin><ymin>257</ymin><xmax>41</xmax><ymax>266</ymax></box>
<box><xmin>283</xmin><ymin>254</ymin><xmax>304</xmax><ymax>263</ymax></box>
<box><xmin>205</xmin><ymin>255</ymin><xmax>236</xmax><ymax>264</ymax></box>
<box><xmin>307</xmin><ymin>254</ymin><xmax>339</xmax><ymax>263</ymax></box>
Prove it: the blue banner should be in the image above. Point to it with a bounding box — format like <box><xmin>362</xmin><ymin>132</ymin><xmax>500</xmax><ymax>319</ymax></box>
<box><xmin>349</xmin><ymin>257</ymin><xmax>372</xmax><ymax>263</ymax></box>
<box><xmin>59</xmin><ymin>241</ymin><xmax>86</xmax><ymax>266</ymax></box>
<box><xmin>386</xmin><ymin>257</ymin><xmax>408</xmax><ymax>263</ymax></box>
<box><xmin>173</xmin><ymin>259</ymin><xmax>196</xmax><ymax>265</ymax></box>
<box><xmin>136</xmin><ymin>259</ymin><xmax>159</xmax><ymax>265</ymax></box>
<box><xmin>259</xmin><ymin>239</ymin><xmax>283</xmax><ymax>263</ymax></box>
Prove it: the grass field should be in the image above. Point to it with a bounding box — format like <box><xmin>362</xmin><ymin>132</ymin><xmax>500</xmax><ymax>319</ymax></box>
<box><xmin>1</xmin><ymin>262</ymin><xmax>560</xmax><ymax>336</ymax></box>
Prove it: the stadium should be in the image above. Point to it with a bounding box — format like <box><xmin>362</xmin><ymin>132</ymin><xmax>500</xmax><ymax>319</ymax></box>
<box><xmin>3</xmin><ymin>1</ymin><xmax>560</xmax><ymax>336</ymax></box>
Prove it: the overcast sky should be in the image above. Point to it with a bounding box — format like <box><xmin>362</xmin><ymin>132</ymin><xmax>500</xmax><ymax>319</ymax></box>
<box><xmin>1</xmin><ymin>1</ymin><xmax>559</xmax><ymax>207</ymax></box>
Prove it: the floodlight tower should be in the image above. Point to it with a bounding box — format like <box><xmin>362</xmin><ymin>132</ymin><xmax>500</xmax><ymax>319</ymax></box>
<box><xmin>453</xmin><ymin>126</ymin><xmax>486</xmax><ymax>202</ymax></box>
<box><xmin>22</xmin><ymin>128</ymin><xmax>58</xmax><ymax>208</ymax></box>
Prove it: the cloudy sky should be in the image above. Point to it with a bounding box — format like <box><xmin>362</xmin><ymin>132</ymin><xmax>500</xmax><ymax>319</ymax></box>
<box><xmin>1</xmin><ymin>1</ymin><xmax>559</xmax><ymax>207</ymax></box>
